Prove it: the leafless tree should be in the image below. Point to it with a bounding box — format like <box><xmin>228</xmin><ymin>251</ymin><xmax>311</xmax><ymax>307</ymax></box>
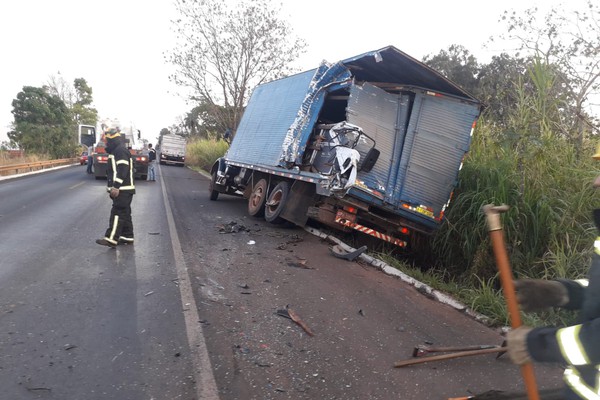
<box><xmin>168</xmin><ymin>0</ymin><xmax>306</xmax><ymax>136</ymax></box>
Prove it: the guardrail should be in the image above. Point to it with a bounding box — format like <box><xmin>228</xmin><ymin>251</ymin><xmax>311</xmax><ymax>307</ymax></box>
<box><xmin>0</xmin><ymin>158</ymin><xmax>78</xmax><ymax>177</ymax></box>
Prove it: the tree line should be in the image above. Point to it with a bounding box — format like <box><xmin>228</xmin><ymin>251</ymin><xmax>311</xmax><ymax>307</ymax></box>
<box><xmin>4</xmin><ymin>76</ymin><xmax>98</xmax><ymax>158</ymax></box>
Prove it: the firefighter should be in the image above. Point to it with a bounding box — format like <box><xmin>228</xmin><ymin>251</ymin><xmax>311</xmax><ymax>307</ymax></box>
<box><xmin>96</xmin><ymin>128</ymin><xmax>135</xmax><ymax>248</ymax></box>
<box><xmin>506</xmin><ymin>148</ymin><xmax>600</xmax><ymax>399</ymax></box>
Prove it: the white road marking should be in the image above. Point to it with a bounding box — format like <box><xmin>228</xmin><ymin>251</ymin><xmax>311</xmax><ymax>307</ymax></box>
<box><xmin>159</xmin><ymin>174</ymin><xmax>220</xmax><ymax>400</ymax></box>
<box><xmin>69</xmin><ymin>182</ymin><xmax>86</xmax><ymax>189</ymax></box>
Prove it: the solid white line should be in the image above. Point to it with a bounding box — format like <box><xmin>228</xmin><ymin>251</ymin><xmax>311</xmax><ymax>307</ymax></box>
<box><xmin>159</xmin><ymin>170</ymin><xmax>220</xmax><ymax>400</ymax></box>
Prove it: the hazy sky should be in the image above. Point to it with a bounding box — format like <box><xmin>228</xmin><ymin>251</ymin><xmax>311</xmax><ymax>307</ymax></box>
<box><xmin>0</xmin><ymin>0</ymin><xmax>591</xmax><ymax>144</ymax></box>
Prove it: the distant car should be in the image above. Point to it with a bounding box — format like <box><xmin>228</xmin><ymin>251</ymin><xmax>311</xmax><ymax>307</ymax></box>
<box><xmin>80</xmin><ymin>151</ymin><xmax>89</xmax><ymax>165</ymax></box>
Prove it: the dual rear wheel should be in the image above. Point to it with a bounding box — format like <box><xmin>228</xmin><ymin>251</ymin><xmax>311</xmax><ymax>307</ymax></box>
<box><xmin>248</xmin><ymin>179</ymin><xmax>289</xmax><ymax>224</ymax></box>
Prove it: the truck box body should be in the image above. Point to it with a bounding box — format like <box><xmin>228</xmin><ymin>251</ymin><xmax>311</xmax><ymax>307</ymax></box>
<box><xmin>214</xmin><ymin>46</ymin><xmax>481</xmax><ymax>246</ymax></box>
<box><xmin>160</xmin><ymin>134</ymin><xmax>187</xmax><ymax>166</ymax></box>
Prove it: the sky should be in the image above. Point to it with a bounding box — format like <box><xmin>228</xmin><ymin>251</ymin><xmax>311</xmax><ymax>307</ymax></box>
<box><xmin>0</xmin><ymin>0</ymin><xmax>592</xmax><ymax>145</ymax></box>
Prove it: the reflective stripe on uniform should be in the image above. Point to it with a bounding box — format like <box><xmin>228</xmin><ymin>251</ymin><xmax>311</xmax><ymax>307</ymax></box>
<box><xmin>115</xmin><ymin>177</ymin><xmax>123</xmax><ymax>184</ymax></box>
<box><xmin>109</xmin><ymin>155</ymin><xmax>117</xmax><ymax>182</ymax></box>
<box><xmin>557</xmin><ymin>325</ymin><xmax>591</xmax><ymax>365</ymax></box>
<box><xmin>563</xmin><ymin>367</ymin><xmax>600</xmax><ymax>399</ymax></box>
<box><xmin>108</xmin><ymin>215</ymin><xmax>120</xmax><ymax>241</ymax></box>
<box><xmin>118</xmin><ymin>185</ymin><xmax>135</xmax><ymax>190</ymax></box>
<box><xmin>129</xmin><ymin>160</ymin><xmax>134</xmax><ymax>184</ymax></box>
<box><xmin>116</xmin><ymin>160</ymin><xmax>129</xmax><ymax>165</ymax></box>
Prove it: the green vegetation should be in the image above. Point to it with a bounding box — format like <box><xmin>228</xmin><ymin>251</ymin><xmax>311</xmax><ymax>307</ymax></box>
<box><xmin>185</xmin><ymin>138</ymin><xmax>229</xmax><ymax>171</ymax></box>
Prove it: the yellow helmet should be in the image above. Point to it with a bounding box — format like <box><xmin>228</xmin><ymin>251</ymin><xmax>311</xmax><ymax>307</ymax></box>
<box><xmin>105</xmin><ymin>130</ymin><xmax>121</xmax><ymax>140</ymax></box>
<box><xmin>594</xmin><ymin>143</ymin><xmax>600</xmax><ymax>160</ymax></box>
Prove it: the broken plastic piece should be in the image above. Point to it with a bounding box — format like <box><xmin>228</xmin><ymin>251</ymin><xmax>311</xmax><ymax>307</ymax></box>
<box><xmin>330</xmin><ymin>244</ymin><xmax>367</xmax><ymax>261</ymax></box>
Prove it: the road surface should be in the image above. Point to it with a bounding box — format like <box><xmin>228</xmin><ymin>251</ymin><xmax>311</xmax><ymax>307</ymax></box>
<box><xmin>0</xmin><ymin>164</ymin><xmax>564</xmax><ymax>399</ymax></box>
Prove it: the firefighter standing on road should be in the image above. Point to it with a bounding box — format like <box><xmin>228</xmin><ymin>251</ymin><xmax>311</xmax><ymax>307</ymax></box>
<box><xmin>506</xmin><ymin>148</ymin><xmax>600</xmax><ymax>399</ymax></box>
<box><xmin>96</xmin><ymin>128</ymin><xmax>135</xmax><ymax>248</ymax></box>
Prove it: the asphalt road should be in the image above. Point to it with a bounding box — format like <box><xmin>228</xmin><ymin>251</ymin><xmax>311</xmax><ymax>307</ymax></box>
<box><xmin>0</xmin><ymin>164</ymin><xmax>564</xmax><ymax>400</ymax></box>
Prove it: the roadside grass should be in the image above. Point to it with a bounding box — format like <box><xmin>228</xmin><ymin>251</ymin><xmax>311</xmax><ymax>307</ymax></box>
<box><xmin>185</xmin><ymin>138</ymin><xmax>229</xmax><ymax>172</ymax></box>
<box><xmin>0</xmin><ymin>151</ymin><xmax>46</xmax><ymax>166</ymax></box>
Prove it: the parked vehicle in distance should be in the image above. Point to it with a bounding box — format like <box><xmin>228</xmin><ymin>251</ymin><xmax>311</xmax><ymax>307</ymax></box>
<box><xmin>79</xmin><ymin>151</ymin><xmax>88</xmax><ymax>165</ymax></box>
<box><xmin>209</xmin><ymin>45</ymin><xmax>482</xmax><ymax>249</ymax></box>
<box><xmin>159</xmin><ymin>134</ymin><xmax>186</xmax><ymax>166</ymax></box>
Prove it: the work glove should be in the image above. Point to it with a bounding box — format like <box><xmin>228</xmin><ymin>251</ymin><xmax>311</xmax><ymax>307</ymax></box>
<box><xmin>109</xmin><ymin>188</ymin><xmax>120</xmax><ymax>199</ymax></box>
<box><xmin>506</xmin><ymin>326</ymin><xmax>533</xmax><ymax>365</ymax></box>
<box><xmin>514</xmin><ymin>279</ymin><xmax>568</xmax><ymax>312</ymax></box>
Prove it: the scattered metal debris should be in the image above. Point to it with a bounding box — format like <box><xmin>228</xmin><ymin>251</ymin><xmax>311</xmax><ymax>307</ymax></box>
<box><xmin>144</xmin><ymin>291</ymin><xmax>155</xmax><ymax>297</ymax></box>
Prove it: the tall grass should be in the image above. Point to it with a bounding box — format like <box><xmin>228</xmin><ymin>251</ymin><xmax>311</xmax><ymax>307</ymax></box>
<box><xmin>185</xmin><ymin>138</ymin><xmax>229</xmax><ymax>171</ymax></box>
<box><xmin>424</xmin><ymin>59</ymin><xmax>598</xmax><ymax>326</ymax></box>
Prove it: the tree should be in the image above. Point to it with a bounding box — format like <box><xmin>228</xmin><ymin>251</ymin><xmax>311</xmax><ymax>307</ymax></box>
<box><xmin>422</xmin><ymin>44</ymin><xmax>480</xmax><ymax>96</ymax></box>
<box><xmin>498</xmin><ymin>1</ymin><xmax>600</xmax><ymax>154</ymax></box>
<box><xmin>45</xmin><ymin>72</ymin><xmax>75</xmax><ymax>107</ymax></box>
<box><xmin>45</xmin><ymin>75</ymin><xmax>98</xmax><ymax>126</ymax></box>
<box><xmin>8</xmin><ymin>86</ymin><xmax>76</xmax><ymax>158</ymax></box>
<box><xmin>72</xmin><ymin>78</ymin><xmax>98</xmax><ymax>125</ymax></box>
<box><xmin>168</xmin><ymin>0</ymin><xmax>306</xmax><ymax>137</ymax></box>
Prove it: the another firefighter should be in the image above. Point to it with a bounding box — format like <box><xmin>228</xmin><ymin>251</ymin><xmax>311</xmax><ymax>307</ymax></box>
<box><xmin>96</xmin><ymin>127</ymin><xmax>135</xmax><ymax>248</ymax></box>
<box><xmin>506</xmin><ymin>147</ymin><xmax>600</xmax><ymax>399</ymax></box>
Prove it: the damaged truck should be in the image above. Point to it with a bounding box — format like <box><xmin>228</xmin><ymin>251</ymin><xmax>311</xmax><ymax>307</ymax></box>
<box><xmin>209</xmin><ymin>46</ymin><xmax>482</xmax><ymax>248</ymax></box>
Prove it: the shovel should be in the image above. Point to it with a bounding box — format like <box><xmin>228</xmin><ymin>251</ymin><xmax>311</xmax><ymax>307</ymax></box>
<box><xmin>482</xmin><ymin>204</ymin><xmax>540</xmax><ymax>400</ymax></box>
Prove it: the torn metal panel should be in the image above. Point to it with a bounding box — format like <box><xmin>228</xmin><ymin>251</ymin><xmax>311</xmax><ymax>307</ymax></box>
<box><xmin>281</xmin><ymin>62</ymin><xmax>352</xmax><ymax>165</ymax></box>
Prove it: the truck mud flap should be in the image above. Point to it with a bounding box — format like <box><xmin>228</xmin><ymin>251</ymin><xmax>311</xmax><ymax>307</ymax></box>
<box><xmin>280</xmin><ymin>180</ymin><xmax>318</xmax><ymax>226</ymax></box>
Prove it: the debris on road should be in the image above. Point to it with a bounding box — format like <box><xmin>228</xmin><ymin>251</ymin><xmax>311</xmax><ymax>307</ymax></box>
<box><xmin>275</xmin><ymin>307</ymin><xmax>315</xmax><ymax>336</ymax></box>
<box><xmin>144</xmin><ymin>291</ymin><xmax>155</xmax><ymax>297</ymax></box>
<box><xmin>330</xmin><ymin>244</ymin><xmax>367</xmax><ymax>261</ymax></box>
<box><xmin>285</xmin><ymin>256</ymin><xmax>313</xmax><ymax>269</ymax></box>
<box><xmin>286</xmin><ymin>307</ymin><xmax>314</xmax><ymax>337</ymax></box>
<box><xmin>217</xmin><ymin>221</ymin><xmax>250</xmax><ymax>234</ymax></box>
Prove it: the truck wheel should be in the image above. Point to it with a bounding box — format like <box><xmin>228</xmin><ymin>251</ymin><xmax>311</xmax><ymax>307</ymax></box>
<box><xmin>209</xmin><ymin>171</ymin><xmax>219</xmax><ymax>201</ymax></box>
<box><xmin>248</xmin><ymin>179</ymin><xmax>268</xmax><ymax>217</ymax></box>
<box><xmin>265</xmin><ymin>181</ymin><xmax>289</xmax><ymax>224</ymax></box>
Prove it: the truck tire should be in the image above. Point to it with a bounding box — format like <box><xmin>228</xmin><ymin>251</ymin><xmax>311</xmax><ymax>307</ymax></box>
<box><xmin>248</xmin><ymin>179</ymin><xmax>268</xmax><ymax>217</ymax></box>
<box><xmin>209</xmin><ymin>171</ymin><xmax>219</xmax><ymax>201</ymax></box>
<box><xmin>264</xmin><ymin>181</ymin><xmax>289</xmax><ymax>224</ymax></box>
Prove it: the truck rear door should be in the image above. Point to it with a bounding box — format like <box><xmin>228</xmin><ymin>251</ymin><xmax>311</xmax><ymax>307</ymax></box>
<box><xmin>347</xmin><ymin>84</ymin><xmax>479</xmax><ymax>219</ymax></box>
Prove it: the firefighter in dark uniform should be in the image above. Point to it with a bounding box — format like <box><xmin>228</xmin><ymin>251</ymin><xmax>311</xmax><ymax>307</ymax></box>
<box><xmin>506</xmin><ymin>148</ymin><xmax>600</xmax><ymax>399</ymax></box>
<box><xmin>96</xmin><ymin>128</ymin><xmax>135</xmax><ymax>248</ymax></box>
